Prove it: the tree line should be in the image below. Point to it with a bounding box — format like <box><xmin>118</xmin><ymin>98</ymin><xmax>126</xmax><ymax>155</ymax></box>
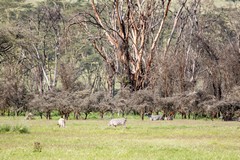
<box><xmin>0</xmin><ymin>0</ymin><xmax>239</xmax><ymax>121</ymax></box>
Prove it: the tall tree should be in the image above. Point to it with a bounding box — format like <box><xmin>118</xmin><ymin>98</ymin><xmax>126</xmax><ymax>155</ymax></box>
<box><xmin>76</xmin><ymin>0</ymin><xmax>188</xmax><ymax>95</ymax></box>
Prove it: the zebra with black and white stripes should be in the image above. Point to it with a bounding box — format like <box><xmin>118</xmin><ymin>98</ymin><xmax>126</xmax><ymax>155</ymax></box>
<box><xmin>108</xmin><ymin>118</ymin><xmax>127</xmax><ymax>127</ymax></box>
<box><xmin>149</xmin><ymin>115</ymin><xmax>163</xmax><ymax>121</ymax></box>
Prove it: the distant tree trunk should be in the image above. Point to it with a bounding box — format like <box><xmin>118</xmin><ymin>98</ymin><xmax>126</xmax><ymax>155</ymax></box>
<box><xmin>36</xmin><ymin>66</ymin><xmax>44</xmax><ymax>95</ymax></box>
<box><xmin>140</xmin><ymin>110</ymin><xmax>144</xmax><ymax>121</ymax></box>
<box><xmin>74</xmin><ymin>111</ymin><xmax>80</xmax><ymax>120</ymax></box>
<box><xmin>107</xmin><ymin>73</ymin><xmax>115</xmax><ymax>97</ymax></box>
<box><xmin>14</xmin><ymin>110</ymin><xmax>18</xmax><ymax>117</ymax></box>
<box><xmin>64</xmin><ymin>113</ymin><xmax>69</xmax><ymax>120</ymax></box>
<box><xmin>182</xmin><ymin>113</ymin><xmax>187</xmax><ymax>119</ymax></box>
<box><xmin>212</xmin><ymin>75</ymin><xmax>222</xmax><ymax>100</ymax></box>
<box><xmin>188</xmin><ymin>112</ymin><xmax>191</xmax><ymax>119</ymax></box>
<box><xmin>121</xmin><ymin>112</ymin><xmax>125</xmax><ymax>118</ymax></box>
<box><xmin>52</xmin><ymin>33</ymin><xmax>61</xmax><ymax>88</ymax></box>
<box><xmin>39</xmin><ymin>112</ymin><xmax>43</xmax><ymax>119</ymax></box>
<box><xmin>46</xmin><ymin>111</ymin><xmax>51</xmax><ymax>120</ymax></box>
<box><xmin>84</xmin><ymin>112</ymin><xmax>88</xmax><ymax>120</ymax></box>
<box><xmin>100</xmin><ymin>112</ymin><xmax>104</xmax><ymax>119</ymax></box>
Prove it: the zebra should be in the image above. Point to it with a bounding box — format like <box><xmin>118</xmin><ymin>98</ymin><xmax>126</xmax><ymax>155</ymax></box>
<box><xmin>58</xmin><ymin>118</ymin><xmax>66</xmax><ymax>127</ymax></box>
<box><xmin>149</xmin><ymin>115</ymin><xmax>163</xmax><ymax>121</ymax></box>
<box><xmin>165</xmin><ymin>116</ymin><xmax>173</xmax><ymax>120</ymax></box>
<box><xmin>25</xmin><ymin>112</ymin><xmax>34</xmax><ymax>120</ymax></box>
<box><xmin>108</xmin><ymin>118</ymin><xmax>127</xmax><ymax>127</ymax></box>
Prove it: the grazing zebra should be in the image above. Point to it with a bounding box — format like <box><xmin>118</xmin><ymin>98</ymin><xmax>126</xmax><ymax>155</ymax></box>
<box><xmin>164</xmin><ymin>116</ymin><xmax>173</xmax><ymax>120</ymax></box>
<box><xmin>149</xmin><ymin>115</ymin><xmax>162</xmax><ymax>121</ymax></box>
<box><xmin>108</xmin><ymin>118</ymin><xmax>127</xmax><ymax>127</ymax></box>
<box><xmin>25</xmin><ymin>112</ymin><xmax>34</xmax><ymax>120</ymax></box>
<box><xmin>58</xmin><ymin>118</ymin><xmax>66</xmax><ymax>127</ymax></box>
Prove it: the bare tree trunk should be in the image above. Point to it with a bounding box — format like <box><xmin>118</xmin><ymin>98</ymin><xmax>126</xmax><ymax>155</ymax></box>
<box><xmin>64</xmin><ymin>113</ymin><xmax>69</xmax><ymax>120</ymax></box>
<box><xmin>39</xmin><ymin>112</ymin><xmax>43</xmax><ymax>119</ymax></box>
<box><xmin>52</xmin><ymin>29</ymin><xmax>61</xmax><ymax>88</ymax></box>
<box><xmin>122</xmin><ymin>112</ymin><xmax>125</xmax><ymax>118</ymax></box>
<box><xmin>141</xmin><ymin>110</ymin><xmax>144</xmax><ymax>121</ymax></box>
<box><xmin>107</xmin><ymin>74</ymin><xmax>115</xmax><ymax>97</ymax></box>
<box><xmin>52</xmin><ymin>51</ymin><xmax>58</xmax><ymax>88</ymax></box>
<box><xmin>74</xmin><ymin>111</ymin><xmax>80</xmax><ymax>120</ymax></box>
<box><xmin>163</xmin><ymin>0</ymin><xmax>187</xmax><ymax>58</ymax></box>
<box><xmin>86</xmin><ymin>0</ymin><xmax>176</xmax><ymax>92</ymax></box>
<box><xmin>46</xmin><ymin>111</ymin><xmax>51</xmax><ymax>120</ymax></box>
<box><xmin>100</xmin><ymin>112</ymin><xmax>104</xmax><ymax>119</ymax></box>
<box><xmin>84</xmin><ymin>112</ymin><xmax>88</xmax><ymax>120</ymax></box>
<box><xmin>33</xmin><ymin>44</ymin><xmax>52</xmax><ymax>91</ymax></box>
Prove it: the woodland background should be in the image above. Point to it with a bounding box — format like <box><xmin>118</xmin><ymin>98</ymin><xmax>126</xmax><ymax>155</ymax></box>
<box><xmin>0</xmin><ymin>0</ymin><xmax>239</xmax><ymax>121</ymax></box>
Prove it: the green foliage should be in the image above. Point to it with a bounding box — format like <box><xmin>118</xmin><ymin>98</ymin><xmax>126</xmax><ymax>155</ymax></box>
<box><xmin>51</xmin><ymin>110</ymin><xmax>60</xmax><ymax>117</ymax></box>
<box><xmin>87</xmin><ymin>112</ymin><xmax>100</xmax><ymax>119</ymax></box>
<box><xmin>12</xmin><ymin>125</ymin><xmax>30</xmax><ymax>134</ymax></box>
<box><xmin>0</xmin><ymin>124</ymin><xmax>30</xmax><ymax>134</ymax></box>
<box><xmin>0</xmin><ymin>124</ymin><xmax>11</xmax><ymax>133</ymax></box>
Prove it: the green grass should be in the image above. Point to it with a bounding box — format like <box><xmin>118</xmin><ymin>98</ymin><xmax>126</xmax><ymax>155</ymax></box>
<box><xmin>0</xmin><ymin>116</ymin><xmax>239</xmax><ymax>160</ymax></box>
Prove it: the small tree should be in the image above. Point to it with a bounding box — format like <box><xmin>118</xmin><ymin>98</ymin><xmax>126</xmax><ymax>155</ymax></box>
<box><xmin>130</xmin><ymin>90</ymin><xmax>154</xmax><ymax>120</ymax></box>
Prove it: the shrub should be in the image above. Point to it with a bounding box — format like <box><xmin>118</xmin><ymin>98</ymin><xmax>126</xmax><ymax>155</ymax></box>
<box><xmin>0</xmin><ymin>125</ymin><xmax>11</xmax><ymax>133</ymax></box>
<box><xmin>12</xmin><ymin>125</ymin><xmax>30</xmax><ymax>134</ymax></box>
<box><xmin>0</xmin><ymin>125</ymin><xmax>30</xmax><ymax>134</ymax></box>
<box><xmin>18</xmin><ymin>126</ymin><xmax>30</xmax><ymax>134</ymax></box>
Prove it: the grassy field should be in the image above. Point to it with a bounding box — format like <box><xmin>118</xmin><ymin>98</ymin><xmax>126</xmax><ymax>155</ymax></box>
<box><xmin>0</xmin><ymin>116</ymin><xmax>239</xmax><ymax>160</ymax></box>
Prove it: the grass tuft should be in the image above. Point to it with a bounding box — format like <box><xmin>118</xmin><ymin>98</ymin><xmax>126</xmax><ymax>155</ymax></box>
<box><xmin>0</xmin><ymin>124</ymin><xmax>30</xmax><ymax>134</ymax></box>
<box><xmin>0</xmin><ymin>124</ymin><xmax>11</xmax><ymax>133</ymax></box>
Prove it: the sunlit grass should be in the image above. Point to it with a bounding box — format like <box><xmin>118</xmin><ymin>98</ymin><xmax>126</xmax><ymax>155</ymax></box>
<box><xmin>0</xmin><ymin>116</ymin><xmax>239</xmax><ymax>160</ymax></box>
